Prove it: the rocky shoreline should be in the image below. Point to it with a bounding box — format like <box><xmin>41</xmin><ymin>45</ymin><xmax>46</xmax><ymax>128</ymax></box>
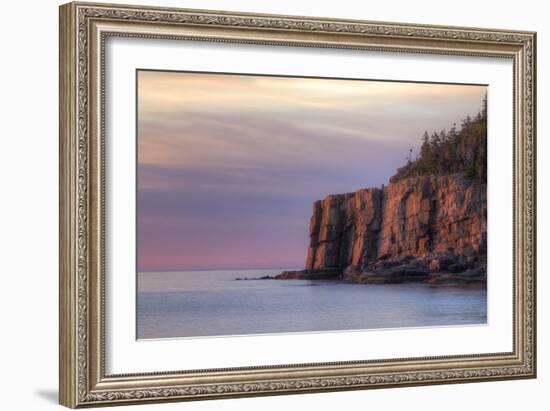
<box><xmin>243</xmin><ymin>173</ymin><xmax>487</xmax><ymax>286</ymax></box>
<box><xmin>274</xmin><ymin>250</ymin><xmax>486</xmax><ymax>285</ymax></box>
<box><xmin>237</xmin><ymin>254</ymin><xmax>485</xmax><ymax>285</ymax></box>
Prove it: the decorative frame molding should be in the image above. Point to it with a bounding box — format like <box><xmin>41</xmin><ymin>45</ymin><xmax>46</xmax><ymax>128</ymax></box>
<box><xmin>59</xmin><ymin>1</ymin><xmax>536</xmax><ymax>408</ymax></box>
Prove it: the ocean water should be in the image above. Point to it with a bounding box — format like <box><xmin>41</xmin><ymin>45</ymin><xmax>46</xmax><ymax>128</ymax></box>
<box><xmin>137</xmin><ymin>268</ymin><xmax>487</xmax><ymax>339</ymax></box>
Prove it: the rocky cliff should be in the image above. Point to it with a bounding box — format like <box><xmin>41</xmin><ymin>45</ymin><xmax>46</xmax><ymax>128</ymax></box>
<box><xmin>277</xmin><ymin>174</ymin><xmax>486</xmax><ymax>284</ymax></box>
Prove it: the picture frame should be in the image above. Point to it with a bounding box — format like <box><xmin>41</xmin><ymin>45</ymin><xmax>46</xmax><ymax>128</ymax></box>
<box><xmin>59</xmin><ymin>1</ymin><xmax>537</xmax><ymax>408</ymax></box>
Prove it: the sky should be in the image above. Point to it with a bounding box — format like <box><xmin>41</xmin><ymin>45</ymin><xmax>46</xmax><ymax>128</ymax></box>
<box><xmin>137</xmin><ymin>70</ymin><xmax>486</xmax><ymax>271</ymax></box>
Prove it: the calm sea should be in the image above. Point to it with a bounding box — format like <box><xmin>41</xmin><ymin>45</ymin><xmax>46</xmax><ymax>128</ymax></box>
<box><xmin>137</xmin><ymin>268</ymin><xmax>487</xmax><ymax>339</ymax></box>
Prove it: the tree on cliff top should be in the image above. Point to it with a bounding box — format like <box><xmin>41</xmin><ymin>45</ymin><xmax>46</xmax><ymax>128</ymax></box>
<box><xmin>390</xmin><ymin>96</ymin><xmax>487</xmax><ymax>183</ymax></box>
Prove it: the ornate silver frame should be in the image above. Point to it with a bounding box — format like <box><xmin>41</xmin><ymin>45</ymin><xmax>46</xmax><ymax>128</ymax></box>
<box><xmin>59</xmin><ymin>1</ymin><xmax>537</xmax><ymax>408</ymax></box>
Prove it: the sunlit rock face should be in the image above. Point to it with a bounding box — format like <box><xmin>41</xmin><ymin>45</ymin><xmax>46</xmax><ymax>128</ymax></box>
<box><xmin>279</xmin><ymin>174</ymin><xmax>486</xmax><ymax>284</ymax></box>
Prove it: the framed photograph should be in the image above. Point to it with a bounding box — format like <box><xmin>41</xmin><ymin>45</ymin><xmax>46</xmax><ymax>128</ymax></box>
<box><xmin>59</xmin><ymin>2</ymin><xmax>537</xmax><ymax>408</ymax></box>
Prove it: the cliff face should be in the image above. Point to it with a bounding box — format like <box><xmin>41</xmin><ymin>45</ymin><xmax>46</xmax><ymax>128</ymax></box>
<box><xmin>279</xmin><ymin>174</ymin><xmax>486</xmax><ymax>284</ymax></box>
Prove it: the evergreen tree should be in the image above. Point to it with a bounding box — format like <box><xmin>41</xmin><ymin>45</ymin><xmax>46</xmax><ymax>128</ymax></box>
<box><xmin>390</xmin><ymin>95</ymin><xmax>487</xmax><ymax>183</ymax></box>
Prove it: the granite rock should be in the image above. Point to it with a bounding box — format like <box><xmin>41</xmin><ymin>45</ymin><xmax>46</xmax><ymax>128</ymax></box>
<box><xmin>276</xmin><ymin>174</ymin><xmax>486</xmax><ymax>284</ymax></box>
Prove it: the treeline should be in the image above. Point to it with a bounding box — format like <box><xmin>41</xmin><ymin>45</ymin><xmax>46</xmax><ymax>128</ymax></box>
<box><xmin>390</xmin><ymin>96</ymin><xmax>487</xmax><ymax>183</ymax></box>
